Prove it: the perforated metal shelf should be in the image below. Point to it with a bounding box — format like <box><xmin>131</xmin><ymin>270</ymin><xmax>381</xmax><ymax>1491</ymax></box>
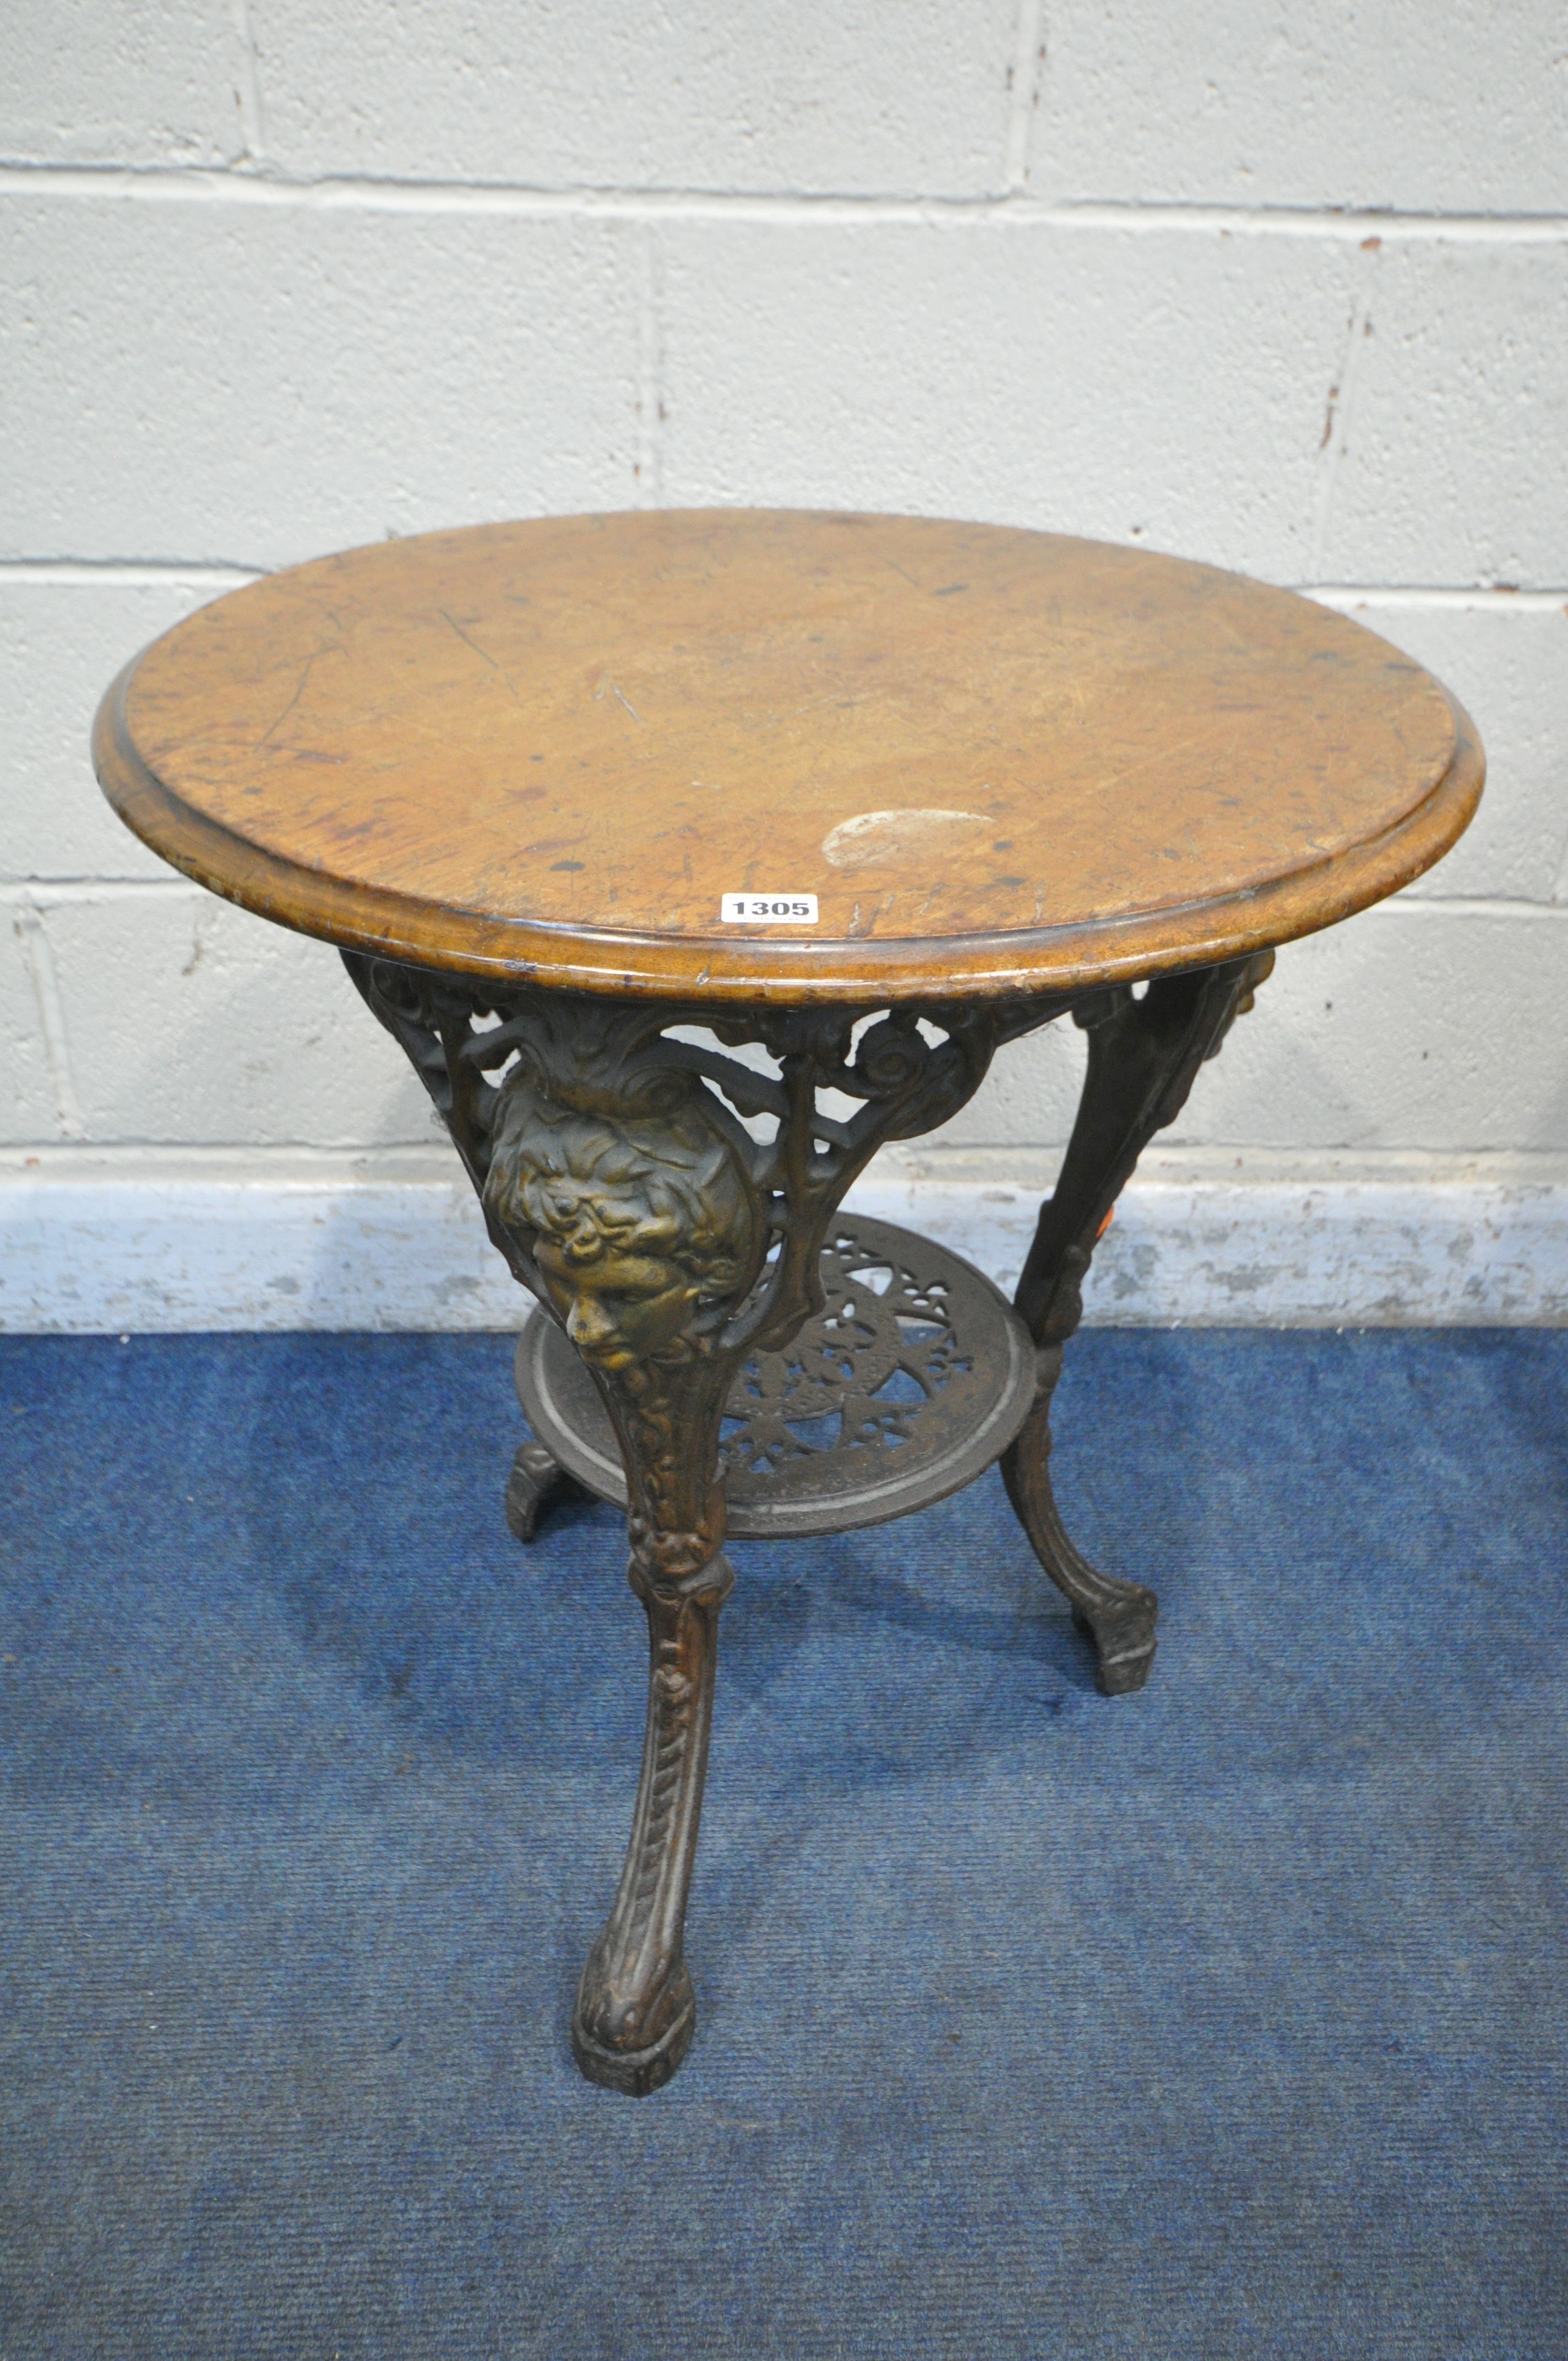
<box><xmin>513</xmin><ymin>1214</ymin><xmax>1038</xmax><ymax>1539</ymax></box>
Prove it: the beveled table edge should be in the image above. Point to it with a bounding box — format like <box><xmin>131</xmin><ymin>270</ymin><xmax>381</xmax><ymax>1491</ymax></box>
<box><xmin>93</xmin><ymin>655</ymin><xmax>1484</xmax><ymax>1008</ymax></box>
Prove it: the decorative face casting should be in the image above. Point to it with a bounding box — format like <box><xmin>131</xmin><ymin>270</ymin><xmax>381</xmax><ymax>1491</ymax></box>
<box><xmin>484</xmin><ymin>1076</ymin><xmax>763</xmax><ymax>1373</ymax></box>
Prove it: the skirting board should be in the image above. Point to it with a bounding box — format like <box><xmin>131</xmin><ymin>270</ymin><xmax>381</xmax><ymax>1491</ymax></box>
<box><xmin>1</xmin><ymin>1169</ymin><xmax>1564</xmax><ymax>1331</ymax></box>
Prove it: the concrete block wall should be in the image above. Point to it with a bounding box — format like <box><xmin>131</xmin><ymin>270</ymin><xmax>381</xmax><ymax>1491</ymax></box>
<box><xmin>3</xmin><ymin>2</ymin><xmax>1566</xmax><ymax>1325</ymax></box>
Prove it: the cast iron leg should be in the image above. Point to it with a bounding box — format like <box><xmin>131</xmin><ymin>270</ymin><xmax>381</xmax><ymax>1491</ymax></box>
<box><xmin>481</xmin><ymin>1063</ymin><xmax>753</xmax><ymax>2096</ymax></box>
<box><xmin>1002</xmin><ymin>1350</ymin><xmax>1159</xmax><ymax>1694</ymax></box>
<box><xmin>1003</xmin><ymin>954</ymin><xmax>1273</xmax><ymax>1694</ymax></box>
<box><xmin>572</xmin><ymin>1551</ymin><xmax>730</xmax><ymax>2093</ymax></box>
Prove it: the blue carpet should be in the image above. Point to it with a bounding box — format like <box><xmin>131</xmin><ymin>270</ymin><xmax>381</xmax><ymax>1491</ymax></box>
<box><xmin>1</xmin><ymin>1328</ymin><xmax>1565</xmax><ymax>2360</ymax></box>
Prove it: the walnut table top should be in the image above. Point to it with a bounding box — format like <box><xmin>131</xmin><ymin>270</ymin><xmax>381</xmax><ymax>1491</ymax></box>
<box><xmin>93</xmin><ymin>509</ymin><xmax>1482</xmax><ymax>1005</ymax></box>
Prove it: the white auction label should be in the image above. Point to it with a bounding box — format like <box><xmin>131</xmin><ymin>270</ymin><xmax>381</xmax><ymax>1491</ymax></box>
<box><xmin>720</xmin><ymin>893</ymin><xmax>819</xmax><ymax>925</ymax></box>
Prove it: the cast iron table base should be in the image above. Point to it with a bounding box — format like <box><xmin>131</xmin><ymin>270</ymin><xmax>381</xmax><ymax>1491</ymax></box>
<box><xmin>346</xmin><ymin>948</ymin><xmax>1270</xmax><ymax>2094</ymax></box>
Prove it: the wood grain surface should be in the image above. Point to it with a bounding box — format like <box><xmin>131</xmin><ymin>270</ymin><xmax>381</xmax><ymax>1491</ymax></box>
<box><xmin>94</xmin><ymin>510</ymin><xmax>1483</xmax><ymax>1003</ymax></box>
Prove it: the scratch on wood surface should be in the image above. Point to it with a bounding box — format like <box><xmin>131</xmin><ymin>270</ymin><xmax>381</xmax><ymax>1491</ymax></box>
<box><xmin>255</xmin><ymin>646</ymin><xmax>338</xmax><ymax>749</ymax></box>
<box><xmin>1090</xmin><ymin>721</ymin><xmax>1232</xmax><ymax>804</ymax></box>
<box><xmin>878</xmin><ymin>552</ymin><xmax>924</xmax><ymax>593</ymax></box>
<box><xmin>595</xmin><ymin>672</ymin><xmax>643</xmax><ymax>723</ymax></box>
<box><xmin>438</xmin><ymin>608</ymin><xmax>520</xmax><ymax>701</ymax></box>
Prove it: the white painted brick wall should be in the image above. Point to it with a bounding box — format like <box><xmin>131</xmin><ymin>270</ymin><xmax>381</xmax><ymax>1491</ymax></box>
<box><xmin>4</xmin><ymin>0</ymin><xmax>248</xmax><ymax>169</ymax></box>
<box><xmin>1031</xmin><ymin>1</ymin><xmax>1568</xmax><ymax>214</ymax></box>
<box><xmin>3</xmin><ymin>1</ymin><xmax>1566</xmax><ymax>1323</ymax></box>
<box><xmin>251</xmin><ymin>0</ymin><xmax>1025</xmax><ymax>195</ymax></box>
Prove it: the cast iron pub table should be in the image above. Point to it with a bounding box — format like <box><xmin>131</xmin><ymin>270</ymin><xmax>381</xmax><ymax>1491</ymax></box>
<box><xmin>94</xmin><ymin>511</ymin><xmax>1483</xmax><ymax>2095</ymax></box>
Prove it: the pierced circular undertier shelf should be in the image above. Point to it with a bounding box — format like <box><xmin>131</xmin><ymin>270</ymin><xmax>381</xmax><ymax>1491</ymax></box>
<box><xmin>513</xmin><ymin>1215</ymin><xmax>1038</xmax><ymax>1539</ymax></box>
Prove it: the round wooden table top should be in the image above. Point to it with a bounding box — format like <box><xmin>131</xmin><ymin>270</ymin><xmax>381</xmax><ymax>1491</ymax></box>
<box><xmin>94</xmin><ymin>509</ymin><xmax>1482</xmax><ymax>1005</ymax></box>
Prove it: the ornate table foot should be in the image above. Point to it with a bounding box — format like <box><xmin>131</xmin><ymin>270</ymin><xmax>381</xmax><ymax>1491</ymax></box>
<box><xmin>1008</xmin><ymin>954</ymin><xmax>1273</xmax><ymax>1690</ymax></box>
<box><xmin>573</xmin><ymin>1551</ymin><xmax>731</xmax><ymax>2094</ymax></box>
<box><xmin>504</xmin><ymin>1438</ymin><xmax>580</xmax><ymax>1543</ymax></box>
